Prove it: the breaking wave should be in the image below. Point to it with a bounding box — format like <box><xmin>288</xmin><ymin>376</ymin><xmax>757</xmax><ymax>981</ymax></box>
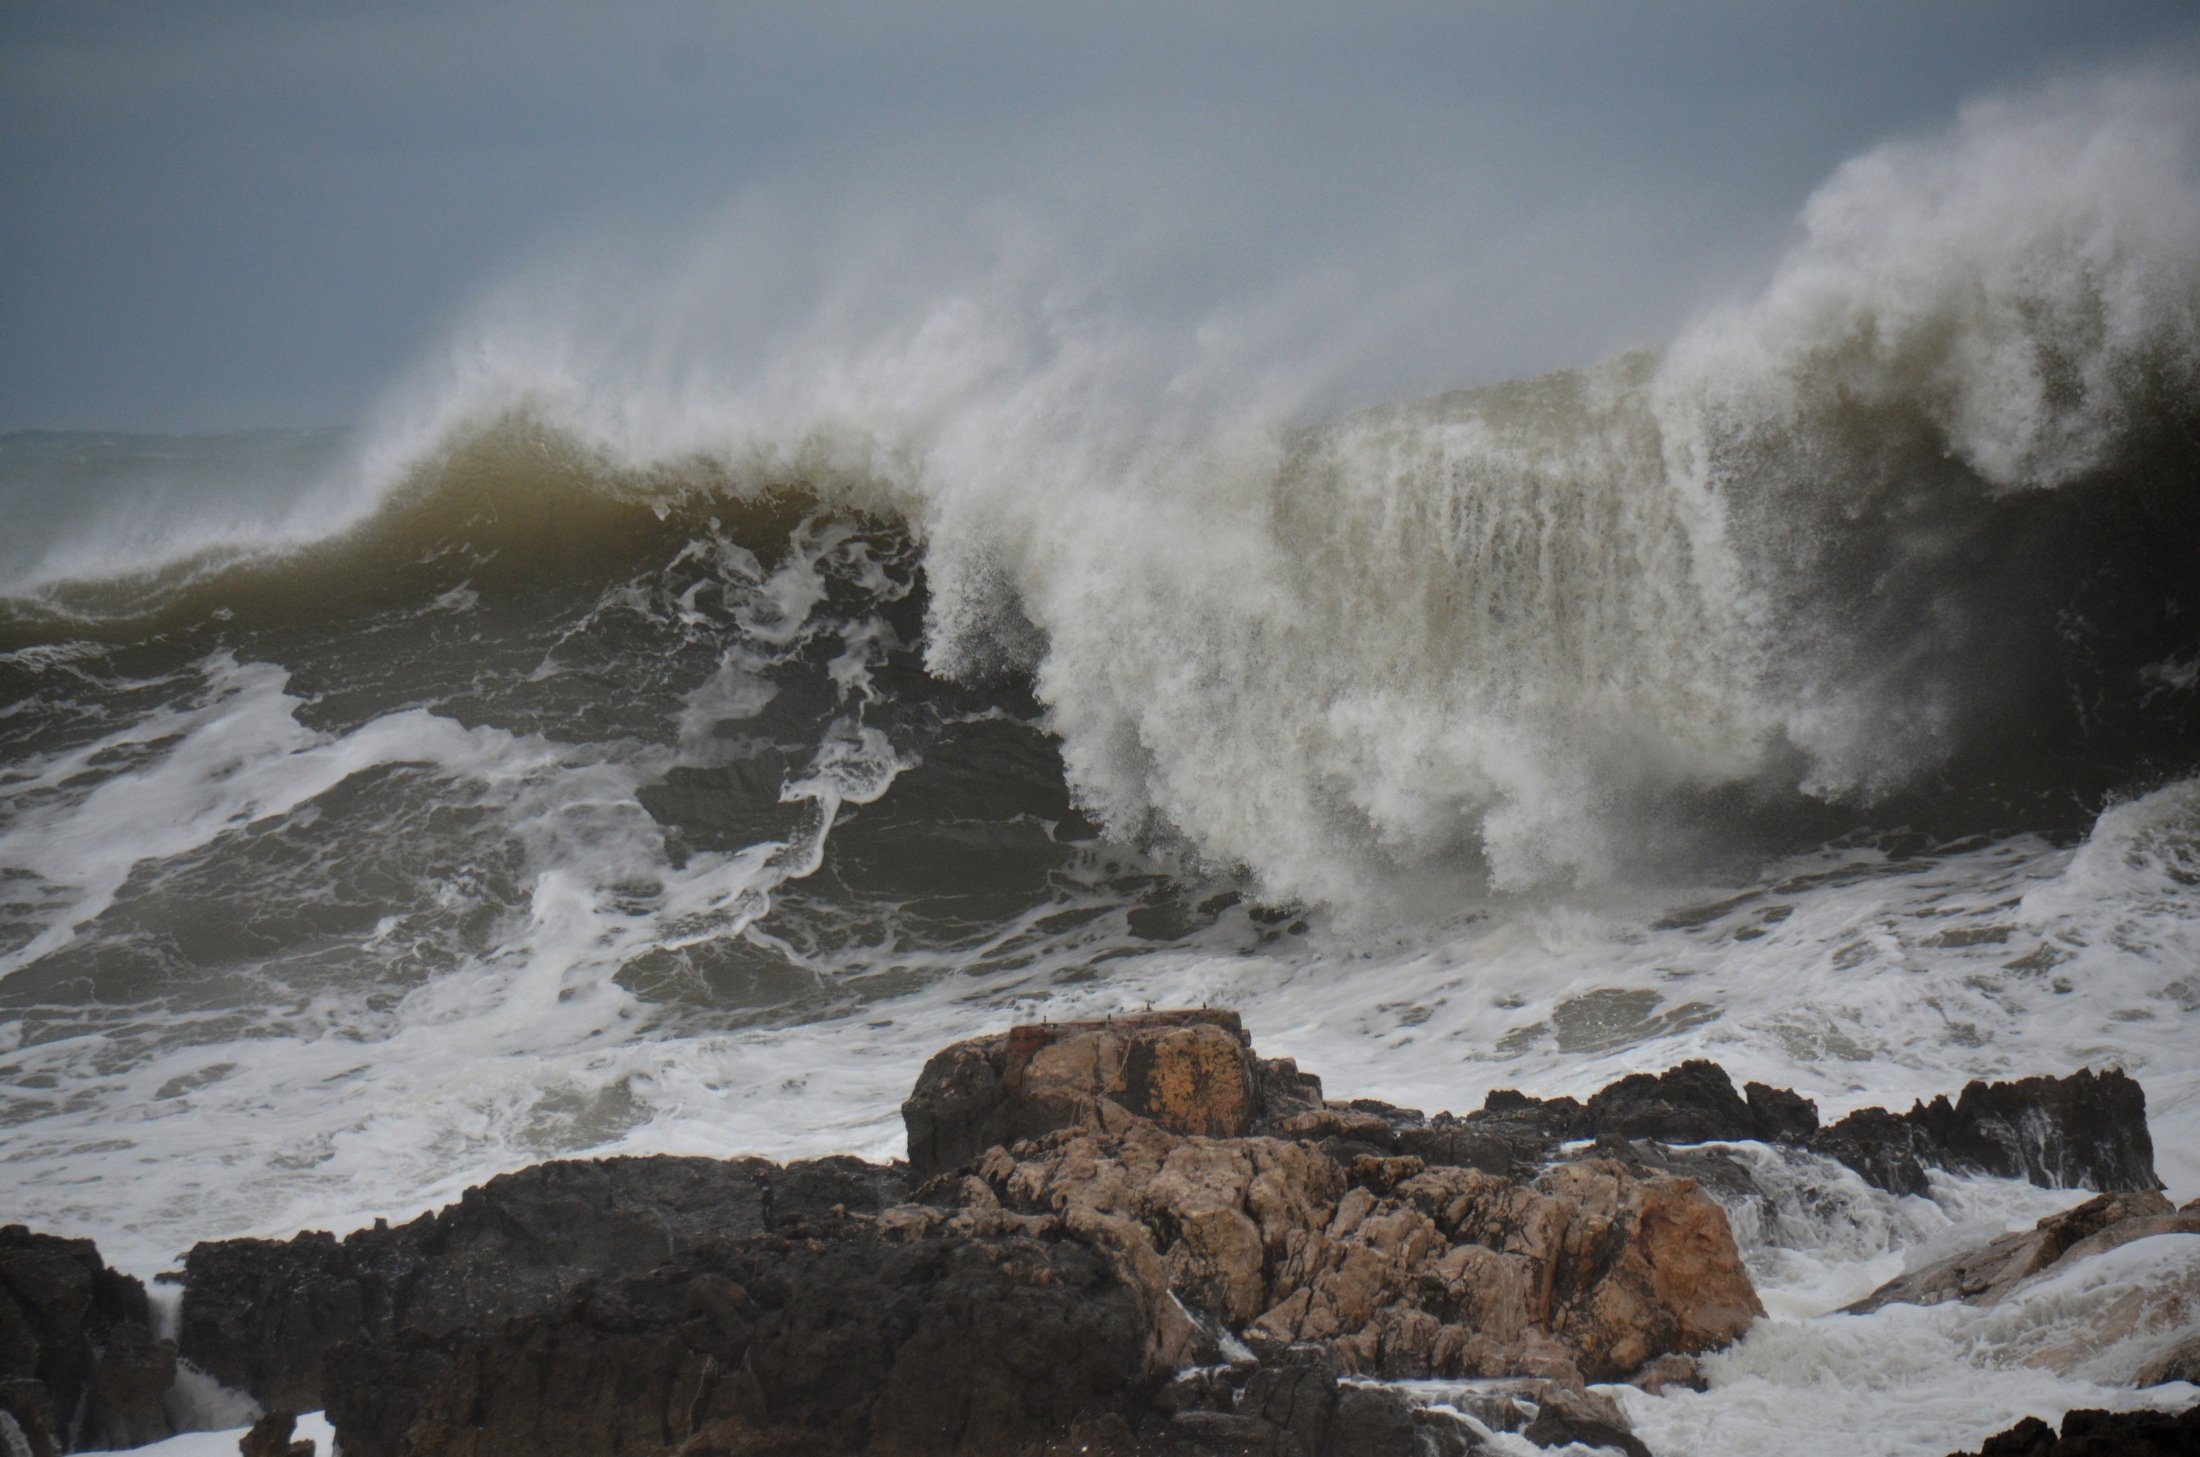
<box><xmin>6</xmin><ymin>65</ymin><xmax>2199</xmax><ymax>911</ymax></box>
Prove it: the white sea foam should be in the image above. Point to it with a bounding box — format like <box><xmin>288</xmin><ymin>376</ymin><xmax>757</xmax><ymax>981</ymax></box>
<box><xmin>324</xmin><ymin>66</ymin><xmax>2200</xmax><ymax>902</ymax></box>
<box><xmin>11</xmin><ymin>68</ymin><xmax>2196</xmax><ymax>907</ymax></box>
<box><xmin>1617</xmin><ymin>1234</ymin><xmax>2200</xmax><ymax>1457</ymax></box>
<box><xmin>0</xmin><ymin>63</ymin><xmax>2195</xmax><ymax>1457</ymax></box>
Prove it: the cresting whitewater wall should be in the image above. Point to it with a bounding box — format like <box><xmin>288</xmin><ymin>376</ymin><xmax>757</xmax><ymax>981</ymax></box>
<box><xmin>237</xmin><ymin>64</ymin><xmax>2193</xmax><ymax>912</ymax></box>
<box><xmin>1</xmin><ymin>63</ymin><xmax>2198</xmax><ymax>1457</ymax></box>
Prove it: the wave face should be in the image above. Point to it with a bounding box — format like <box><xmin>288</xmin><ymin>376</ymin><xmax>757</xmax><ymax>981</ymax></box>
<box><xmin>12</xmin><ymin>72</ymin><xmax>2199</xmax><ymax>908</ymax></box>
<box><xmin>3</xmin><ymin>63</ymin><xmax>2200</xmax><ymax>1454</ymax></box>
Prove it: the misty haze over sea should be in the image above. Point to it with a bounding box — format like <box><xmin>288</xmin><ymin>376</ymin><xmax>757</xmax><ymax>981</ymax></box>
<box><xmin>4</xmin><ymin>7</ymin><xmax>2199</xmax><ymax>1454</ymax></box>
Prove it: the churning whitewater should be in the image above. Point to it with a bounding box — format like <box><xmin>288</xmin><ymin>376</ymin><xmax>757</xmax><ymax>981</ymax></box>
<box><xmin>3</xmin><ymin>65</ymin><xmax>2198</xmax><ymax>1457</ymax></box>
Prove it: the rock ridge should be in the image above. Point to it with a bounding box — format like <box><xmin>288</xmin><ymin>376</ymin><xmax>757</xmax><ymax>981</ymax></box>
<box><xmin>5</xmin><ymin>1010</ymin><xmax>2175</xmax><ymax>1457</ymax></box>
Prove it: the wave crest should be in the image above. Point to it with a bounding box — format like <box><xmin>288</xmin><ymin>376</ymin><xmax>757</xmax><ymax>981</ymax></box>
<box><xmin>11</xmin><ymin>66</ymin><xmax>2200</xmax><ymax>908</ymax></box>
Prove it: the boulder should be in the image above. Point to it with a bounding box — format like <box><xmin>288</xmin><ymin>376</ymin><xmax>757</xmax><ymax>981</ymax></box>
<box><xmin>1848</xmin><ymin>1191</ymin><xmax>2192</xmax><ymax>1314</ymax></box>
<box><xmin>1520</xmin><ymin>1400</ymin><xmax>1651</xmax><ymax>1457</ymax></box>
<box><xmin>1945</xmin><ymin>1403</ymin><xmax>2200</xmax><ymax>1456</ymax></box>
<box><xmin>179</xmin><ymin>1153</ymin><xmax>907</xmax><ymax>1410</ymax></box>
<box><xmin>0</xmin><ymin>1224</ymin><xmax>175</xmax><ymax>1454</ymax></box>
<box><xmin>0</xmin><ymin>1384</ymin><xmax>61</xmax><ymax>1457</ymax></box>
<box><xmin>1626</xmin><ymin>1352</ymin><xmax>1705</xmax><ymax>1394</ymax></box>
<box><xmin>322</xmin><ymin>1206</ymin><xmax>1179</xmax><ymax>1457</ymax></box>
<box><xmin>239</xmin><ymin>1410</ymin><xmax>315</xmax><ymax>1457</ymax></box>
<box><xmin>1582</xmin><ymin>1060</ymin><xmax>1816</xmax><ymax>1145</ymax></box>
<box><xmin>163</xmin><ymin>1012</ymin><xmax>2172</xmax><ymax>1457</ymax></box>
<box><xmin>902</xmin><ymin>1010</ymin><xmax>1321</xmax><ymax>1181</ymax></box>
<box><xmin>2136</xmin><ymin>1334</ymin><xmax>2200</xmax><ymax>1388</ymax></box>
<box><xmin>1813</xmin><ymin>1069</ymin><xmax>2159</xmax><ymax>1197</ymax></box>
<box><xmin>1150</xmin><ymin>1342</ymin><xmax>1481</xmax><ymax>1457</ymax></box>
<box><xmin>970</xmin><ymin>1117</ymin><xmax>1760</xmax><ymax>1383</ymax></box>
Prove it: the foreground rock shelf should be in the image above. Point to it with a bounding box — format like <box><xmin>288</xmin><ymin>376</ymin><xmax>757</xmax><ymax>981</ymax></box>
<box><xmin>3</xmin><ymin>1010</ymin><xmax>2191</xmax><ymax>1456</ymax></box>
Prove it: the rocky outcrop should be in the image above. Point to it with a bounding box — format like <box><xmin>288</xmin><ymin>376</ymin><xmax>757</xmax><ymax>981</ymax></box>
<box><xmin>2136</xmin><ymin>1334</ymin><xmax>2200</xmax><ymax>1389</ymax></box>
<box><xmin>239</xmin><ymin>1410</ymin><xmax>315</xmax><ymax>1457</ymax></box>
<box><xmin>170</xmin><ymin>1013</ymin><xmax>1769</xmax><ymax>1456</ymax></box>
<box><xmin>956</xmin><ymin>1118</ymin><xmax>1759</xmax><ymax>1385</ymax></box>
<box><xmin>1810</xmin><ymin>1069</ymin><xmax>2159</xmax><ymax>1197</ymax></box>
<box><xmin>1147</xmin><ymin>1343</ymin><xmax>1480</xmax><ymax>1456</ymax></box>
<box><xmin>135</xmin><ymin>1012</ymin><xmax>2169</xmax><ymax>1457</ymax></box>
<box><xmin>1144</xmin><ymin>1052</ymin><xmax>2155</xmax><ymax>1200</ymax></box>
<box><xmin>1848</xmin><ymin>1191</ymin><xmax>2200</xmax><ymax>1314</ymax></box>
<box><xmin>1264</xmin><ymin>1061</ymin><xmax>1814</xmax><ymax>1184</ymax></box>
<box><xmin>323</xmin><ymin>1206</ymin><xmax>1178</xmax><ymax>1457</ymax></box>
<box><xmin>179</xmin><ymin>1154</ymin><xmax>906</xmax><ymax>1410</ymax></box>
<box><xmin>902</xmin><ymin>1010</ymin><xmax>1323</xmax><ymax>1181</ymax></box>
<box><xmin>1945</xmin><ymin>1403</ymin><xmax>2200</xmax><ymax>1456</ymax></box>
<box><xmin>0</xmin><ymin>1225</ymin><xmax>176</xmax><ymax>1457</ymax></box>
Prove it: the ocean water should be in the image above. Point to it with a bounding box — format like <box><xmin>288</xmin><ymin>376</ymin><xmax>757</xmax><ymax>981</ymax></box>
<box><xmin>4</xmin><ymin>66</ymin><xmax>2199</xmax><ymax>1456</ymax></box>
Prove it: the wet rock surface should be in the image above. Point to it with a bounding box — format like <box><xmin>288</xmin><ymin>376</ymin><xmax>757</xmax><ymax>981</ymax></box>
<box><xmin>51</xmin><ymin>1009</ymin><xmax>2160</xmax><ymax>1457</ymax></box>
<box><xmin>1249</xmin><ymin>1057</ymin><xmax>2156</xmax><ymax>1202</ymax></box>
<box><xmin>2137</xmin><ymin>1332</ymin><xmax>2200</xmax><ymax>1389</ymax></box>
<box><xmin>1810</xmin><ymin>1069</ymin><xmax>2160</xmax><ymax>1197</ymax></box>
<box><xmin>1144</xmin><ymin>1344</ymin><xmax>1481</xmax><ymax>1456</ymax></box>
<box><xmin>1945</xmin><ymin>1403</ymin><xmax>2200</xmax><ymax>1456</ymax></box>
<box><xmin>238</xmin><ymin>1410</ymin><xmax>316</xmax><ymax>1457</ymax></box>
<box><xmin>902</xmin><ymin>1009</ymin><xmax>1323</xmax><ymax>1182</ymax></box>
<box><xmin>179</xmin><ymin>1153</ymin><xmax>907</xmax><ymax>1410</ymax></box>
<box><xmin>1848</xmin><ymin>1190</ymin><xmax>2198</xmax><ymax>1314</ymax></box>
<box><xmin>0</xmin><ymin>1225</ymin><xmax>175</xmax><ymax>1456</ymax></box>
<box><xmin>323</xmin><ymin>1207</ymin><xmax>1171</xmax><ymax>1457</ymax></box>
<box><xmin>958</xmin><ymin>1118</ymin><xmax>1759</xmax><ymax>1385</ymax></box>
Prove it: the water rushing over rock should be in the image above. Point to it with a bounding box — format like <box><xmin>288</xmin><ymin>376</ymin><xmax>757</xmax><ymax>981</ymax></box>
<box><xmin>0</xmin><ymin>1012</ymin><xmax>2175</xmax><ymax>1457</ymax></box>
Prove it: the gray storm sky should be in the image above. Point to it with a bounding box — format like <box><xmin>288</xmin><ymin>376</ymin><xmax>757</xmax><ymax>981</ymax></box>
<box><xmin>4</xmin><ymin>1</ymin><xmax>2197</xmax><ymax>432</ymax></box>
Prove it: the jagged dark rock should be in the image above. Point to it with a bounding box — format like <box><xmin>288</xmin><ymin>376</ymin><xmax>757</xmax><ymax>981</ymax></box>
<box><xmin>1945</xmin><ymin>1403</ymin><xmax>2200</xmax><ymax>1456</ymax></box>
<box><xmin>322</xmin><ymin>1207</ymin><xmax>1174</xmax><ymax>1457</ymax></box>
<box><xmin>0</xmin><ymin>1381</ymin><xmax>62</xmax><ymax>1457</ymax></box>
<box><xmin>178</xmin><ymin>1153</ymin><xmax>908</xmax><ymax>1410</ymax></box>
<box><xmin>155</xmin><ymin>1013</ymin><xmax>2170</xmax><ymax>1457</ymax></box>
<box><xmin>1147</xmin><ymin>1343</ymin><xmax>1481</xmax><ymax>1456</ymax></box>
<box><xmin>1583</xmin><ymin>1060</ymin><xmax>1765</xmax><ymax>1144</ymax></box>
<box><xmin>1298</xmin><ymin>1060</ymin><xmax>2154</xmax><ymax>1201</ymax></box>
<box><xmin>1807</xmin><ymin>1104</ymin><xmax>1941</xmax><ymax>1195</ymax></box>
<box><xmin>1742</xmin><ymin>1081</ymin><xmax>1820</xmax><ymax>1142</ymax></box>
<box><xmin>0</xmin><ymin>1224</ymin><xmax>175</xmax><ymax>1455</ymax></box>
<box><xmin>1813</xmin><ymin>1068</ymin><xmax>2160</xmax><ymax>1196</ymax></box>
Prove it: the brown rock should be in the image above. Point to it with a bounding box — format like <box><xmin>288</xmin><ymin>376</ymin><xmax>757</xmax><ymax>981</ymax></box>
<box><xmin>1848</xmin><ymin>1191</ymin><xmax>2178</xmax><ymax>1314</ymax></box>
<box><xmin>2136</xmin><ymin>1332</ymin><xmax>2200</xmax><ymax>1388</ymax></box>
<box><xmin>1628</xmin><ymin>1351</ymin><xmax>1706</xmax><ymax>1394</ymax></box>
<box><xmin>239</xmin><ymin>1410</ymin><xmax>296</xmax><ymax>1457</ymax></box>
<box><xmin>903</xmin><ymin>1010</ymin><xmax>1291</xmax><ymax>1181</ymax></box>
<box><xmin>970</xmin><ymin>1117</ymin><xmax>1758</xmax><ymax>1383</ymax></box>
